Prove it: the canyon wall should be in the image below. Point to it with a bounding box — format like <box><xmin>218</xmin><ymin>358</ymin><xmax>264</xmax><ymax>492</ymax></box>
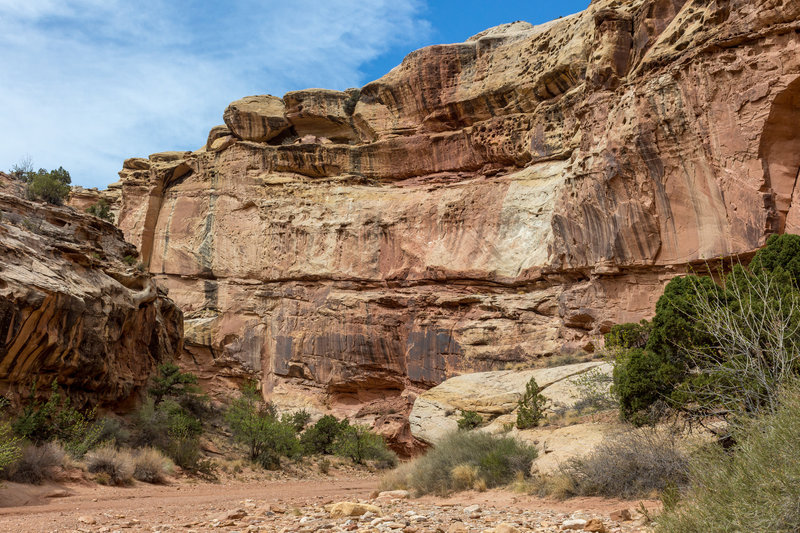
<box><xmin>113</xmin><ymin>0</ymin><xmax>800</xmax><ymax>448</ymax></box>
<box><xmin>0</xmin><ymin>173</ymin><xmax>183</xmax><ymax>408</ymax></box>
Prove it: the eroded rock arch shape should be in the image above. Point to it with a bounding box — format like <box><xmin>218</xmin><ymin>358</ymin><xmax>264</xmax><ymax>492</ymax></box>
<box><xmin>761</xmin><ymin>77</ymin><xmax>800</xmax><ymax>234</ymax></box>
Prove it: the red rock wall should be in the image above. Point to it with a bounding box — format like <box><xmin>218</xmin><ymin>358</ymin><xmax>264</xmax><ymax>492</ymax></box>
<box><xmin>112</xmin><ymin>0</ymin><xmax>800</xmax><ymax>440</ymax></box>
<box><xmin>0</xmin><ymin>174</ymin><xmax>183</xmax><ymax>408</ymax></box>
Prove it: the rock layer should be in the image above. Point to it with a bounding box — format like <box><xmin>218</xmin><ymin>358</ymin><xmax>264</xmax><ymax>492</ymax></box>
<box><xmin>0</xmin><ymin>173</ymin><xmax>183</xmax><ymax>407</ymax></box>
<box><xmin>113</xmin><ymin>0</ymin><xmax>800</xmax><ymax>441</ymax></box>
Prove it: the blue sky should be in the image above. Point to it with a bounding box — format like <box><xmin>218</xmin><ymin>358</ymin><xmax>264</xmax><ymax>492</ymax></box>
<box><xmin>0</xmin><ymin>1</ymin><xmax>588</xmax><ymax>189</ymax></box>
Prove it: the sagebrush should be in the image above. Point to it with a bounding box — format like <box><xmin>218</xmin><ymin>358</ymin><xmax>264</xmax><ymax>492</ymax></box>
<box><xmin>656</xmin><ymin>387</ymin><xmax>800</xmax><ymax>532</ymax></box>
<box><xmin>558</xmin><ymin>427</ymin><xmax>688</xmax><ymax>499</ymax></box>
<box><xmin>381</xmin><ymin>431</ymin><xmax>537</xmax><ymax>496</ymax></box>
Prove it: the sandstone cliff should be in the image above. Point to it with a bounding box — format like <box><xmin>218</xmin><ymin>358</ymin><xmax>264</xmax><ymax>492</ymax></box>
<box><xmin>0</xmin><ymin>173</ymin><xmax>183</xmax><ymax>407</ymax></box>
<box><xmin>112</xmin><ymin>0</ymin><xmax>800</xmax><ymax>445</ymax></box>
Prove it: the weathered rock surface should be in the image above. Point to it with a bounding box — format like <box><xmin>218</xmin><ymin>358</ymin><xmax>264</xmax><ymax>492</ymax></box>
<box><xmin>111</xmin><ymin>0</ymin><xmax>800</xmax><ymax>444</ymax></box>
<box><xmin>0</xmin><ymin>173</ymin><xmax>182</xmax><ymax>407</ymax></box>
<box><xmin>67</xmin><ymin>184</ymin><xmax>122</xmax><ymax>223</ymax></box>
<box><xmin>409</xmin><ymin>362</ymin><xmax>611</xmax><ymax>445</ymax></box>
<box><xmin>223</xmin><ymin>95</ymin><xmax>290</xmax><ymax>142</ymax></box>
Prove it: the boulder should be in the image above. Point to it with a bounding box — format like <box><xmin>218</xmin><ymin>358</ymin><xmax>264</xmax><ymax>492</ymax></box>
<box><xmin>327</xmin><ymin>502</ymin><xmax>381</xmax><ymax>518</ymax></box>
<box><xmin>409</xmin><ymin>362</ymin><xmax>609</xmax><ymax>444</ymax></box>
<box><xmin>283</xmin><ymin>89</ymin><xmax>359</xmax><ymax>142</ymax></box>
<box><xmin>223</xmin><ymin>95</ymin><xmax>290</xmax><ymax>142</ymax></box>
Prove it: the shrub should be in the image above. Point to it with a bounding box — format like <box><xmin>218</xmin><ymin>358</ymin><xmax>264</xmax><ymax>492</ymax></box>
<box><xmin>570</xmin><ymin>367</ymin><xmax>616</xmax><ymax>413</ymax></box>
<box><xmin>3</xmin><ymin>442</ymin><xmax>66</xmax><ymax>484</ymax></box>
<box><xmin>456</xmin><ymin>410</ymin><xmax>482</xmax><ymax>430</ymax></box>
<box><xmin>94</xmin><ymin>416</ymin><xmax>130</xmax><ymax>445</ymax></box>
<box><xmin>382</xmin><ymin>431</ymin><xmax>537</xmax><ymax>496</ymax></box>
<box><xmin>9</xmin><ymin>156</ymin><xmax>33</xmax><ymax>181</ymax></box>
<box><xmin>613</xmin><ymin>237</ymin><xmax>800</xmax><ymax>425</ymax></box>
<box><xmin>657</xmin><ymin>387</ymin><xmax>800</xmax><ymax>532</ymax></box>
<box><xmin>300</xmin><ymin>415</ymin><xmax>348</xmax><ymax>455</ymax></box>
<box><xmin>86</xmin><ymin>446</ymin><xmax>134</xmax><ymax>486</ymax></box>
<box><xmin>450</xmin><ymin>463</ymin><xmax>478</xmax><ymax>490</ymax></box>
<box><xmin>516</xmin><ymin>377</ymin><xmax>548</xmax><ymax>429</ymax></box>
<box><xmin>0</xmin><ymin>422</ymin><xmax>21</xmax><ymax>475</ymax></box>
<box><xmin>133</xmin><ymin>447</ymin><xmax>172</xmax><ymax>483</ymax></box>
<box><xmin>253</xmin><ymin>420</ymin><xmax>301</xmax><ymax>470</ymax></box>
<box><xmin>12</xmin><ymin>380</ymin><xmax>101</xmax><ymax>457</ymax></box>
<box><xmin>86</xmin><ymin>199</ymin><xmax>113</xmax><ymax>222</ymax></box>
<box><xmin>612</xmin><ymin>348</ymin><xmax>680</xmax><ymax>426</ymax></box>
<box><xmin>749</xmin><ymin>233</ymin><xmax>800</xmax><ymax>285</ymax></box>
<box><xmin>0</xmin><ymin>398</ymin><xmax>22</xmax><ymax>474</ymax></box>
<box><xmin>282</xmin><ymin>410</ymin><xmax>311</xmax><ymax>433</ymax></box>
<box><xmin>226</xmin><ymin>382</ymin><xmax>300</xmax><ymax>469</ymax></box>
<box><xmin>605</xmin><ymin>320</ymin><xmax>651</xmax><ymax>350</ymax></box>
<box><xmin>318</xmin><ymin>457</ymin><xmax>331</xmax><ymax>475</ymax></box>
<box><xmin>131</xmin><ymin>397</ymin><xmax>204</xmax><ymax>472</ymax></box>
<box><xmin>559</xmin><ymin>427</ymin><xmax>688</xmax><ymax>499</ymax></box>
<box><xmin>148</xmin><ymin>363</ymin><xmax>201</xmax><ymax>407</ymax></box>
<box><xmin>333</xmin><ymin>424</ymin><xmax>397</xmax><ymax>467</ymax></box>
<box><xmin>676</xmin><ymin>265</ymin><xmax>800</xmax><ymax>424</ymax></box>
<box><xmin>25</xmin><ymin>167</ymin><xmax>71</xmax><ymax>205</ymax></box>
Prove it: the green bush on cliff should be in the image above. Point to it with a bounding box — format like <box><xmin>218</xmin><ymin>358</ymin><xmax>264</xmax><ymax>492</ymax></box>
<box><xmin>516</xmin><ymin>377</ymin><xmax>548</xmax><ymax>429</ymax></box>
<box><xmin>456</xmin><ymin>410</ymin><xmax>483</xmax><ymax>430</ymax></box>
<box><xmin>86</xmin><ymin>198</ymin><xmax>113</xmax><ymax>222</ymax></box>
<box><xmin>25</xmin><ymin>167</ymin><xmax>71</xmax><ymax>205</ymax></box>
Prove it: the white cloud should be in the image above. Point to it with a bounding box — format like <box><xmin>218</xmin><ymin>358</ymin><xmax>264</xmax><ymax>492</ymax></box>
<box><xmin>0</xmin><ymin>0</ymin><xmax>429</xmax><ymax>188</ymax></box>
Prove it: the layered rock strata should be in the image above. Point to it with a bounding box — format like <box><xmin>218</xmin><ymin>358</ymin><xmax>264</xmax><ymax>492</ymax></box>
<box><xmin>113</xmin><ymin>0</ymin><xmax>800</xmax><ymax>443</ymax></box>
<box><xmin>0</xmin><ymin>173</ymin><xmax>183</xmax><ymax>407</ymax></box>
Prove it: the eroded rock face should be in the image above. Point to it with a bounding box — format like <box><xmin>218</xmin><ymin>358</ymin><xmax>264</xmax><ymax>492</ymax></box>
<box><xmin>113</xmin><ymin>0</ymin><xmax>800</xmax><ymax>444</ymax></box>
<box><xmin>0</xmin><ymin>173</ymin><xmax>183</xmax><ymax>407</ymax></box>
<box><xmin>68</xmin><ymin>185</ymin><xmax>122</xmax><ymax>223</ymax></box>
<box><xmin>223</xmin><ymin>95</ymin><xmax>291</xmax><ymax>142</ymax></box>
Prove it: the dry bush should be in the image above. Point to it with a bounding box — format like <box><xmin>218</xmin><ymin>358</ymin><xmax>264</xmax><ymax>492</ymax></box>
<box><xmin>510</xmin><ymin>471</ymin><xmax>536</xmax><ymax>494</ymax></box>
<box><xmin>380</xmin><ymin>431</ymin><xmax>537</xmax><ymax>496</ymax></box>
<box><xmin>379</xmin><ymin>461</ymin><xmax>415</xmax><ymax>491</ymax></box>
<box><xmin>560</xmin><ymin>427</ymin><xmax>688</xmax><ymax>499</ymax></box>
<box><xmin>86</xmin><ymin>446</ymin><xmax>134</xmax><ymax>486</ymax></box>
<box><xmin>450</xmin><ymin>463</ymin><xmax>478</xmax><ymax>490</ymax></box>
<box><xmin>538</xmin><ymin>471</ymin><xmax>577</xmax><ymax>499</ymax></box>
<box><xmin>657</xmin><ymin>388</ymin><xmax>800</xmax><ymax>532</ymax></box>
<box><xmin>133</xmin><ymin>447</ymin><xmax>172</xmax><ymax>484</ymax></box>
<box><xmin>2</xmin><ymin>442</ymin><xmax>66</xmax><ymax>484</ymax></box>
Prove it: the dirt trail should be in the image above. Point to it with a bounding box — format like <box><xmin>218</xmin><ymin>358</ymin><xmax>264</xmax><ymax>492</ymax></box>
<box><xmin>0</xmin><ymin>476</ymin><xmax>656</xmax><ymax>532</ymax></box>
<box><xmin>0</xmin><ymin>477</ymin><xmax>376</xmax><ymax>531</ymax></box>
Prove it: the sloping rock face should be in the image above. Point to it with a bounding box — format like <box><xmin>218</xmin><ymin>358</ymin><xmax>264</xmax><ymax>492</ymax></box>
<box><xmin>409</xmin><ymin>360</ymin><xmax>616</xmax><ymax>472</ymax></box>
<box><xmin>409</xmin><ymin>362</ymin><xmax>610</xmax><ymax>445</ymax></box>
<box><xmin>113</xmin><ymin>0</ymin><xmax>800</xmax><ymax>445</ymax></box>
<box><xmin>0</xmin><ymin>173</ymin><xmax>183</xmax><ymax>407</ymax></box>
